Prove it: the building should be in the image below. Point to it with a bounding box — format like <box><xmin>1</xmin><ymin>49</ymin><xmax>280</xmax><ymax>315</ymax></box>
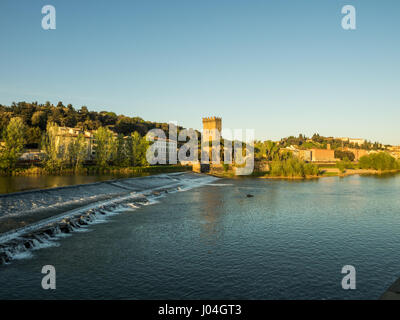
<box><xmin>202</xmin><ymin>116</ymin><xmax>222</xmax><ymax>163</ymax></box>
<box><xmin>310</xmin><ymin>144</ymin><xmax>336</xmax><ymax>162</ymax></box>
<box><xmin>310</xmin><ymin>149</ymin><xmax>336</xmax><ymax>162</ymax></box>
<box><xmin>150</xmin><ymin>137</ymin><xmax>178</xmax><ymax>163</ymax></box>
<box><xmin>299</xmin><ymin>149</ymin><xmax>312</xmax><ymax>162</ymax></box>
<box><xmin>54</xmin><ymin>127</ymin><xmax>96</xmax><ymax>160</ymax></box>
<box><xmin>280</xmin><ymin>145</ymin><xmax>301</xmax><ymax>158</ymax></box>
<box><xmin>338</xmin><ymin>137</ymin><xmax>366</xmax><ymax>146</ymax></box>
<box><xmin>202</xmin><ymin>116</ymin><xmax>222</xmax><ymax>139</ymax></box>
<box><xmin>388</xmin><ymin>146</ymin><xmax>400</xmax><ymax>159</ymax></box>
<box><xmin>189</xmin><ymin>116</ymin><xmax>223</xmax><ymax>172</ymax></box>
<box><xmin>19</xmin><ymin>149</ymin><xmax>46</xmax><ymax>162</ymax></box>
<box><xmin>344</xmin><ymin>148</ymin><xmax>369</xmax><ymax>161</ymax></box>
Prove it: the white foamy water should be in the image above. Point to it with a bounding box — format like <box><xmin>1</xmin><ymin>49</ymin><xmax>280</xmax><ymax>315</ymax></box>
<box><xmin>10</xmin><ymin>251</ymin><xmax>33</xmax><ymax>261</ymax></box>
<box><xmin>0</xmin><ymin>173</ymin><xmax>218</xmax><ymax>266</ymax></box>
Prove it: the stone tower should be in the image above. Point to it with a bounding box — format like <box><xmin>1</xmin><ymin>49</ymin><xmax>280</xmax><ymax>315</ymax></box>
<box><xmin>202</xmin><ymin>117</ymin><xmax>222</xmax><ymax>140</ymax></box>
<box><xmin>202</xmin><ymin>116</ymin><xmax>222</xmax><ymax>163</ymax></box>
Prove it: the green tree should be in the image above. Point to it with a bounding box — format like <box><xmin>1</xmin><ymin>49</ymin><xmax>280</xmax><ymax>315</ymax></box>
<box><xmin>359</xmin><ymin>152</ymin><xmax>399</xmax><ymax>171</ymax></box>
<box><xmin>31</xmin><ymin>111</ymin><xmax>47</xmax><ymax>130</ymax></box>
<box><xmin>25</xmin><ymin>127</ymin><xmax>43</xmax><ymax>148</ymax></box>
<box><xmin>94</xmin><ymin>127</ymin><xmax>116</xmax><ymax>168</ymax></box>
<box><xmin>114</xmin><ymin>134</ymin><xmax>128</xmax><ymax>167</ymax></box>
<box><xmin>42</xmin><ymin>122</ymin><xmax>62</xmax><ymax>171</ymax></box>
<box><xmin>270</xmin><ymin>157</ymin><xmax>319</xmax><ymax>178</ymax></box>
<box><xmin>68</xmin><ymin>133</ymin><xmax>87</xmax><ymax>171</ymax></box>
<box><xmin>131</xmin><ymin>131</ymin><xmax>149</xmax><ymax>166</ymax></box>
<box><xmin>265</xmin><ymin>141</ymin><xmax>280</xmax><ymax>161</ymax></box>
<box><xmin>334</xmin><ymin>150</ymin><xmax>355</xmax><ymax>162</ymax></box>
<box><xmin>0</xmin><ymin>117</ymin><xmax>26</xmax><ymax>170</ymax></box>
<box><xmin>336</xmin><ymin>157</ymin><xmax>353</xmax><ymax>173</ymax></box>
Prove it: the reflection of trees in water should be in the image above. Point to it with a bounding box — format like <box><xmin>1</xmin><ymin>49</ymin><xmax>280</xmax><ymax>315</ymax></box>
<box><xmin>198</xmin><ymin>185</ymin><xmax>226</xmax><ymax>245</ymax></box>
<box><xmin>196</xmin><ymin>181</ymin><xmax>279</xmax><ymax>236</ymax></box>
<box><xmin>0</xmin><ymin>175</ymin><xmax>117</xmax><ymax>194</ymax></box>
<box><xmin>197</xmin><ymin>181</ymin><xmax>284</xmax><ymax>245</ymax></box>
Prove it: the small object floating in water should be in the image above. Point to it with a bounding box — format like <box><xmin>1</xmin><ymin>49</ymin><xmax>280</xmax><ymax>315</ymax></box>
<box><xmin>246</xmin><ymin>194</ymin><xmax>254</xmax><ymax>198</ymax></box>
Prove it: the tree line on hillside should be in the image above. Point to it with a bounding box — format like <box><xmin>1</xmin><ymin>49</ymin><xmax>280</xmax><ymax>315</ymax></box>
<box><xmin>0</xmin><ymin>101</ymin><xmax>184</xmax><ymax>149</ymax></box>
<box><xmin>279</xmin><ymin>133</ymin><xmax>385</xmax><ymax>151</ymax></box>
<box><xmin>254</xmin><ymin>139</ymin><xmax>400</xmax><ymax>177</ymax></box>
<box><xmin>0</xmin><ymin>117</ymin><xmax>150</xmax><ymax>173</ymax></box>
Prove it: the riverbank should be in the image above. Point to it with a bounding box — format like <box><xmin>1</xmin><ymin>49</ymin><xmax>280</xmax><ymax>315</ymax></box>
<box><xmin>0</xmin><ymin>165</ymin><xmax>192</xmax><ymax>194</ymax></box>
<box><xmin>320</xmin><ymin>168</ymin><xmax>400</xmax><ymax>177</ymax></box>
<box><xmin>209</xmin><ymin>168</ymin><xmax>400</xmax><ymax>180</ymax></box>
<box><xmin>380</xmin><ymin>278</ymin><xmax>400</xmax><ymax>300</ymax></box>
<box><xmin>0</xmin><ymin>164</ymin><xmax>191</xmax><ymax>177</ymax></box>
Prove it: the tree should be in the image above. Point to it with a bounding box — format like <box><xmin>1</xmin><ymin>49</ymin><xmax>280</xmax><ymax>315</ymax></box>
<box><xmin>336</xmin><ymin>157</ymin><xmax>353</xmax><ymax>173</ymax></box>
<box><xmin>359</xmin><ymin>152</ymin><xmax>399</xmax><ymax>171</ymax></box>
<box><xmin>68</xmin><ymin>133</ymin><xmax>87</xmax><ymax>170</ymax></box>
<box><xmin>42</xmin><ymin>122</ymin><xmax>62</xmax><ymax>171</ymax></box>
<box><xmin>31</xmin><ymin>111</ymin><xmax>47</xmax><ymax>130</ymax></box>
<box><xmin>0</xmin><ymin>117</ymin><xmax>26</xmax><ymax>170</ymax></box>
<box><xmin>270</xmin><ymin>157</ymin><xmax>319</xmax><ymax>177</ymax></box>
<box><xmin>334</xmin><ymin>150</ymin><xmax>355</xmax><ymax>162</ymax></box>
<box><xmin>0</xmin><ymin>101</ymin><xmax>185</xmax><ymax>145</ymax></box>
<box><xmin>94</xmin><ymin>127</ymin><xmax>116</xmax><ymax>168</ymax></box>
<box><xmin>254</xmin><ymin>140</ymin><xmax>267</xmax><ymax>160</ymax></box>
<box><xmin>114</xmin><ymin>134</ymin><xmax>128</xmax><ymax>167</ymax></box>
<box><xmin>131</xmin><ymin>131</ymin><xmax>149</xmax><ymax>166</ymax></box>
<box><xmin>25</xmin><ymin>127</ymin><xmax>42</xmax><ymax>148</ymax></box>
<box><xmin>265</xmin><ymin>141</ymin><xmax>280</xmax><ymax>161</ymax></box>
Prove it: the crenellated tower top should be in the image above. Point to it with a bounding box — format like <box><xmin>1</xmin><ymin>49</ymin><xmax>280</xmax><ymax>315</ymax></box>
<box><xmin>202</xmin><ymin>116</ymin><xmax>222</xmax><ymax>131</ymax></box>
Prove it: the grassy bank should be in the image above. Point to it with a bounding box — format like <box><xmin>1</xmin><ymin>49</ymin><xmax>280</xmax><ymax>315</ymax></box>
<box><xmin>320</xmin><ymin>168</ymin><xmax>400</xmax><ymax>177</ymax></box>
<box><xmin>210</xmin><ymin>166</ymin><xmax>400</xmax><ymax>180</ymax></box>
<box><xmin>0</xmin><ymin>165</ymin><xmax>192</xmax><ymax>177</ymax></box>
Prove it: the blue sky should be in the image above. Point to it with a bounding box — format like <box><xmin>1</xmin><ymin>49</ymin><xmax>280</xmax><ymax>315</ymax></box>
<box><xmin>0</xmin><ymin>0</ymin><xmax>399</xmax><ymax>144</ymax></box>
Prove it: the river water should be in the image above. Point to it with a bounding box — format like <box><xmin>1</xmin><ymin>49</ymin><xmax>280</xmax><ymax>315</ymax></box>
<box><xmin>0</xmin><ymin>174</ymin><xmax>147</xmax><ymax>194</ymax></box>
<box><xmin>0</xmin><ymin>173</ymin><xmax>400</xmax><ymax>299</ymax></box>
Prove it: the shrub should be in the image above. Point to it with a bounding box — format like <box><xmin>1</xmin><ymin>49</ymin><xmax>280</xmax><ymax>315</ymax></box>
<box><xmin>358</xmin><ymin>152</ymin><xmax>399</xmax><ymax>171</ymax></box>
<box><xmin>270</xmin><ymin>157</ymin><xmax>319</xmax><ymax>177</ymax></box>
<box><xmin>336</xmin><ymin>157</ymin><xmax>354</xmax><ymax>173</ymax></box>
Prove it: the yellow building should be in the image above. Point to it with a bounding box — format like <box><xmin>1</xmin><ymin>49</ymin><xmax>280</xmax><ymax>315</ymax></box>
<box><xmin>54</xmin><ymin>127</ymin><xmax>96</xmax><ymax>160</ymax></box>
<box><xmin>202</xmin><ymin>116</ymin><xmax>222</xmax><ymax>163</ymax></box>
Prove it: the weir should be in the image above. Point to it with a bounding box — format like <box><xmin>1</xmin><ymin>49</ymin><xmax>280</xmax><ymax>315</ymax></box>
<box><xmin>0</xmin><ymin>172</ymin><xmax>218</xmax><ymax>266</ymax></box>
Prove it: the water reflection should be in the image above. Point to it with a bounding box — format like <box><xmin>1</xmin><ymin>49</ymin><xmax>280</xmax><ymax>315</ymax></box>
<box><xmin>0</xmin><ymin>174</ymin><xmax>151</xmax><ymax>194</ymax></box>
<box><xmin>198</xmin><ymin>184</ymin><xmax>226</xmax><ymax>244</ymax></box>
<box><xmin>1</xmin><ymin>175</ymin><xmax>400</xmax><ymax>299</ymax></box>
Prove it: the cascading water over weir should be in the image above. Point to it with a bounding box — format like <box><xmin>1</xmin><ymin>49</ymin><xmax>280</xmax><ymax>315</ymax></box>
<box><xmin>0</xmin><ymin>172</ymin><xmax>218</xmax><ymax>265</ymax></box>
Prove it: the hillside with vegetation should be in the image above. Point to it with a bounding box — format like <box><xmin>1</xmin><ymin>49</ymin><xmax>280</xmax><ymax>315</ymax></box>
<box><xmin>0</xmin><ymin>101</ymin><xmax>184</xmax><ymax>149</ymax></box>
<box><xmin>0</xmin><ymin>101</ymin><xmax>191</xmax><ymax>175</ymax></box>
<box><xmin>279</xmin><ymin>133</ymin><xmax>385</xmax><ymax>151</ymax></box>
